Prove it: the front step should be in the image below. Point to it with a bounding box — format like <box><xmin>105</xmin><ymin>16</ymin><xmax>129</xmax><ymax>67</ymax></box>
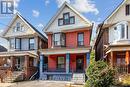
<box><xmin>71</xmin><ymin>73</ymin><xmax>85</xmax><ymax>84</ymax></box>
<box><xmin>3</xmin><ymin>71</ymin><xmax>24</xmax><ymax>83</ymax></box>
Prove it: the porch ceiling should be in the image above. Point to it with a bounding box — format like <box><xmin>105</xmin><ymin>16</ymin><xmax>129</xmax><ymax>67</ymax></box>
<box><xmin>0</xmin><ymin>51</ymin><xmax>38</xmax><ymax>58</ymax></box>
<box><xmin>40</xmin><ymin>47</ymin><xmax>91</xmax><ymax>55</ymax></box>
<box><xmin>105</xmin><ymin>44</ymin><xmax>130</xmax><ymax>54</ymax></box>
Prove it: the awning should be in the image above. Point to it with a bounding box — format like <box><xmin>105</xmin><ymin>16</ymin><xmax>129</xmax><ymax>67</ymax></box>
<box><xmin>40</xmin><ymin>47</ymin><xmax>91</xmax><ymax>55</ymax></box>
<box><xmin>0</xmin><ymin>51</ymin><xmax>38</xmax><ymax>58</ymax></box>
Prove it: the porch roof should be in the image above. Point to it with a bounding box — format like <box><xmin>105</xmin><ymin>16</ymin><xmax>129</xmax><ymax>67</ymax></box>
<box><xmin>40</xmin><ymin>47</ymin><xmax>91</xmax><ymax>55</ymax></box>
<box><xmin>0</xmin><ymin>51</ymin><xmax>38</xmax><ymax>58</ymax></box>
<box><xmin>105</xmin><ymin>44</ymin><xmax>130</xmax><ymax>54</ymax></box>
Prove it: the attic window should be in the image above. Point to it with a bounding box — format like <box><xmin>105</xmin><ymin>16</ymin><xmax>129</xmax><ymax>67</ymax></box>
<box><xmin>13</xmin><ymin>23</ymin><xmax>25</xmax><ymax>32</ymax></box>
<box><xmin>58</xmin><ymin>12</ymin><xmax>75</xmax><ymax>26</ymax></box>
<box><xmin>126</xmin><ymin>4</ymin><xmax>130</xmax><ymax>15</ymax></box>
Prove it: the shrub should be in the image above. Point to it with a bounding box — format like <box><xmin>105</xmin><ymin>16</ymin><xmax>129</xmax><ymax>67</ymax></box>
<box><xmin>85</xmin><ymin>61</ymin><xmax>116</xmax><ymax>87</ymax></box>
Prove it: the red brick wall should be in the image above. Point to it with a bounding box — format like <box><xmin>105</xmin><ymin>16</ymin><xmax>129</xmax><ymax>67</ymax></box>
<box><xmin>47</xmin><ymin>29</ymin><xmax>90</xmax><ymax>48</ymax></box>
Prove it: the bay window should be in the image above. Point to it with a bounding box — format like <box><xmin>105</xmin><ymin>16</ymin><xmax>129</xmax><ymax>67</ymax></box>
<box><xmin>121</xmin><ymin>24</ymin><xmax>125</xmax><ymax>39</ymax></box>
<box><xmin>53</xmin><ymin>33</ymin><xmax>66</xmax><ymax>47</ymax></box>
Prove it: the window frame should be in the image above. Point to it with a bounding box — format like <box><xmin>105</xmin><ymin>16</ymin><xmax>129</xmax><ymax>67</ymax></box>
<box><xmin>126</xmin><ymin>4</ymin><xmax>130</xmax><ymax>16</ymax></box>
<box><xmin>10</xmin><ymin>38</ymin><xmax>15</xmax><ymax>49</ymax></box>
<box><xmin>77</xmin><ymin>32</ymin><xmax>84</xmax><ymax>46</ymax></box>
<box><xmin>16</xmin><ymin>22</ymin><xmax>21</xmax><ymax>31</ymax></box>
<box><xmin>63</xmin><ymin>12</ymin><xmax>70</xmax><ymax>25</ymax></box>
<box><xmin>15</xmin><ymin>38</ymin><xmax>21</xmax><ymax>50</ymax></box>
<box><xmin>58</xmin><ymin>18</ymin><xmax>63</xmax><ymax>26</ymax></box>
<box><xmin>53</xmin><ymin>33</ymin><xmax>66</xmax><ymax>47</ymax></box>
<box><xmin>70</xmin><ymin>16</ymin><xmax>75</xmax><ymax>24</ymax></box>
<box><xmin>29</xmin><ymin>38</ymin><xmax>35</xmax><ymax>50</ymax></box>
<box><xmin>120</xmin><ymin>24</ymin><xmax>125</xmax><ymax>39</ymax></box>
<box><xmin>57</xmin><ymin>56</ymin><xmax>65</xmax><ymax>70</ymax></box>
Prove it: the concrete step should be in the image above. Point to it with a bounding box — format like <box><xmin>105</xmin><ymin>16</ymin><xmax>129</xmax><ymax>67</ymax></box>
<box><xmin>4</xmin><ymin>71</ymin><xmax>24</xmax><ymax>83</ymax></box>
<box><xmin>71</xmin><ymin>73</ymin><xmax>85</xmax><ymax>84</ymax></box>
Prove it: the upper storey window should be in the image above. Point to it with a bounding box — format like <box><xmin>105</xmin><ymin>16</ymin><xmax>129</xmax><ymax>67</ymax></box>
<box><xmin>58</xmin><ymin>12</ymin><xmax>75</xmax><ymax>26</ymax></box>
<box><xmin>53</xmin><ymin>33</ymin><xmax>66</xmax><ymax>47</ymax></box>
<box><xmin>126</xmin><ymin>4</ymin><xmax>130</xmax><ymax>16</ymax></box>
<box><xmin>63</xmin><ymin>13</ymin><xmax>69</xmax><ymax>25</ymax></box>
<box><xmin>13</xmin><ymin>22</ymin><xmax>25</xmax><ymax>32</ymax></box>
<box><xmin>121</xmin><ymin>24</ymin><xmax>125</xmax><ymax>39</ymax></box>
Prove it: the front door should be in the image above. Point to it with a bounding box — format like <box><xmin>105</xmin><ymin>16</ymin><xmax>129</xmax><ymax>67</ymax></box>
<box><xmin>76</xmin><ymin>56</ymin><xmax>84</xmax><ymax>72</ymax></box>
<box><xmin>15</xmin><ymin>57</ymin><xmax>24</xmax><ymax>71</ymax></box>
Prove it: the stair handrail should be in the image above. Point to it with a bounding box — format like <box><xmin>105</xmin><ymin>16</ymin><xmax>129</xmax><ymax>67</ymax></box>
<box><xmin>29</xmin><ymin>70</ymin><xmax>38</xmax><ymax>80</ymax></box>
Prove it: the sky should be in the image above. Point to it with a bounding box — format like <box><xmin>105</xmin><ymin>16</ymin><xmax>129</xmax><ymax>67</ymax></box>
<box><xmin>0</xmin><ymin>0</ymin><xmax>123</xmax><ymax>39</ymax></box>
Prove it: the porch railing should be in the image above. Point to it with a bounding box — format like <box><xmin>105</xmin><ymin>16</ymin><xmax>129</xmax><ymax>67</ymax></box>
<box><xmin>114</xmin><ymin>64</ymin><xmax>128</xmax><ymax>74</ymax></box>
<box><xmin>44</xmin><ymin>68</ymin><xmax>66</xmax><ymax>72</ymax></box>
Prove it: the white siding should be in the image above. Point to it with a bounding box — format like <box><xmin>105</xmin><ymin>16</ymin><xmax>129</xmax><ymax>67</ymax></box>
<box><xmin>106</xmin><ymin>0</ymin><xmax>130</xmax><ymax>24</ymax></box>
<box><xmin>5</xmin><ymin>17</ymin><xmax>35</xmax><ymax>37</ymax></box>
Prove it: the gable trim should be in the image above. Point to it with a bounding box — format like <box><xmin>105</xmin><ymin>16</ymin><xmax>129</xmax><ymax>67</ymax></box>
<box><xmin>3</xmin><ymin>13</ymin><xmax>47</xmax><ymax>42</ymax></box>
<box><xmin>104</xmin><ymin>0</ymin><xmax>127</xmax><ymax>23</ymax></box>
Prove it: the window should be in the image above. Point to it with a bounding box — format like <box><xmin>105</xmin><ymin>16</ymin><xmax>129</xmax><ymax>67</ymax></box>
<box><xmin>10</xmin><ymin>38</ymin><xmax>15</xmax><ymax>49</ymax></box>
<box><xmin>57</xmin><ymin>57</ymin><xmax>65</xmax><ymax>69</ymax></box>
<box><xmin>78</xmin><ymin>33</ymin><xmax>84</xmax><ymax>46</ymax></box>
<box><xmin>15</xmin><ymin>38</ymin><xmax>21</xmax><ymax>50</ymax></box>
<box><xmin>54</xmin><ymin>33</ymin><xmax>60</xmax><ymax>46</ymax></box>
<box><xmin>63</xmin><ymin>13</ymin><xmax>69</xmax><ymax>25</ymax></box>
<box><xmin>29</xmin><ymin>38</ymin><xmax>35</xmax><ymax>50</ymax></box>
<box><xmin>127</xmin><ymin>25</ymin><xmax>129</xmax><ymax>39</ymax></box>
<box><xmin>58</xmin><ymin>19</ymin><xmax>63</xmax><ymax>26</ymax></box>
<box><xmin>58</xmin><ymin>12</ymin><xmax>75</xmax><ymax>26</ymax></box>
<box><xmin>121</xmin><ymin>24</ymin><xmax>125</xmax><ymax>39</ymax></box>
<box><xmin>53</xmin><ymin>33</ymin><xmax>66</xmax><ymax>47</ymax></box>
<box><xmin>126</xmin><ymin>4</ymin><xmax>130</xmax><ymax>15</ymax></box>
<box><xmin>70</xmin><ymin>16</ymin><xmax>75</xmax><ymax>24</ymax></box>
<box><xmin>21</xmin><ymin>25</ymin><xmax>25</xmax><ymax>32</ymax></box>
<box><xmin>16</xmin><ymin>22</ymin><xmax>20</xmax><ymax>31</ymax></box>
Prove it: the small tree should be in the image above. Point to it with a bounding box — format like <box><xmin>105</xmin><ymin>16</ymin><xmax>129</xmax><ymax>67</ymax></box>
<box><xmin>90</xmin><ymin>50</ymin><xmax>95</xmax><ymax>64</ymax></box>
<box><xmin>85</xmin><ymin>61</ymin><xmax>116</xmax><ymax>87</ymax></box>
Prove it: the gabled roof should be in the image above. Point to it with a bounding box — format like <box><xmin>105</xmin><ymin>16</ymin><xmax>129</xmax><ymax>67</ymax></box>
<box><xmin>104</xmin><ymin>0</ymin><xmax>127</xmax><ymax>23</ymax></box>
<box><xmin>3</xmin><ymin>12</ymin><xmax>47</xmax><ymax>42</ymax></box>
<box><xmin>43</xmin><ymin>1</ymin><xmax>92</xmax><ymax>32</ymax></box>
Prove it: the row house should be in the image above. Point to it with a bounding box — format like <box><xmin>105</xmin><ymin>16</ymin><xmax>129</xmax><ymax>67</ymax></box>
<box><xmin>0</xmin><ymin>13</ymin><xmax>47</xmax><ymax>82</ymax></box>
<box><xmin>39</xmin><ymin>2</ymin><xmax>92</xmax><ymax>82</ymax></box>
<box><xmin>95</xmin><ymin>0</ymin><xmax>130</xmax><ymax>73</ymax></box>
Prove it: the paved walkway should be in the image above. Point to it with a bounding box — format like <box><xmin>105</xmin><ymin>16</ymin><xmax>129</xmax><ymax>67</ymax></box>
<box><xmin>0</xmin><ymin>80</ymin><xmax>76</xmax><ymax>87</ymax></box>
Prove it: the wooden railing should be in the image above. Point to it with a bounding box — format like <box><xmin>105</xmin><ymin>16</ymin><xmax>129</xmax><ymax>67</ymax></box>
<box><xmin>114</xmin><ymin>64</ymin><xmax>128</xmax><ymax>74</ymax></box>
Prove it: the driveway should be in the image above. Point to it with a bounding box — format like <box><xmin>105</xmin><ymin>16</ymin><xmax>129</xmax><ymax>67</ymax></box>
<box><xmin>0</xmin><ymin>80</ymin><xmax>73</xmax><ymax>87</ymax></box>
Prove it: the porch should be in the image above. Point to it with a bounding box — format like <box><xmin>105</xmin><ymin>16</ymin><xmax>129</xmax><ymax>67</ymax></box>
<box><xmin>106</xmin><ymin>45</ymin><xmax>130</xmax><ymax>73</ymax></box>
<box><xmin>0</xmin><ymin>51</ymin><xmax>38</xmax><ymax>82</ymax></box>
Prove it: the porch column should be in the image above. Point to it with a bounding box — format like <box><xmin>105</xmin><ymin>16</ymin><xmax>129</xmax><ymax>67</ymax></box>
<box><xmin>24</xmin><ymin>55</ymin><xmax>30</xmax><ymax>79</ymax></box>
<box><xmin>125</xmin><ymin>51</ymin><xmax>129</xmax><ymax>65</ymax></box>
<box><xmin>40</xmin><ymin>55</ymin><xmax>44</xmax><ymax>78</ymax></box>
<box><xmin>86</xmin><ymin>53</ymin><xmax>90</xmax><ymax>67</ymax></box>
<box><xmin>66</xmin><ymin>53</ymin><xmax>70</xmax><ymax>74</ymax></box>
<box><xmin>110</xmin><ymin>52</ymin><xmax>114</xmax><ymax>66</ymax></box>
<box><xmin>11</xmin><ymin>56</ymin><xmax>15</xmax><ymax>70</ymax></box>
